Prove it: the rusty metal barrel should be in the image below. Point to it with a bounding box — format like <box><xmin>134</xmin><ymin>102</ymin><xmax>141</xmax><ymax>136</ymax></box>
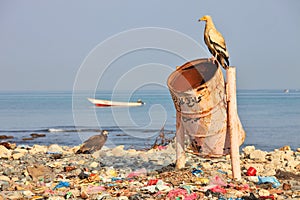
<box><xmin>167</xmin><ymin>58</ymin><xmax>245</xmax><ymax>157</ymax></box>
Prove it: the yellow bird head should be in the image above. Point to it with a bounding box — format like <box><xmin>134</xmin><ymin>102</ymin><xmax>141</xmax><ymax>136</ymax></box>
<box><xmin>198</xmin><ymin>15</ymin><xmax>212</xmax><ymax>22</ymax></box>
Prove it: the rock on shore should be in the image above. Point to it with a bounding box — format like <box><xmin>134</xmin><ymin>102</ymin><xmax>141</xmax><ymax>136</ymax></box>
<box><xmin>0</xmin><ymin>143</ymin><xmax>299</xmax><ymax>199</ymax></box>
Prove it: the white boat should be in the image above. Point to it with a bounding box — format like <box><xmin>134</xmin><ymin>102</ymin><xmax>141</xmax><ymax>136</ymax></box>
<box><xmin>87</xmin><ymin>98</ymin><xmax>144</xmax><ymax>107</ymax></box>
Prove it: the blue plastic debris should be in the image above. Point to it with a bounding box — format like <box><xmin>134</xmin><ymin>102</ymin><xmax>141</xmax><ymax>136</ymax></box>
<box><xmin>257</xmin><ymin>176</ymin><xmax>280</xmax><ymax>188</ymax></box>
<box><xmin>191</xmin><ymin>169</ymin><xmax>203</xmax><ymax>177</ymax></box>
<box><xmin>217</xmin><ymin>169</ymin><xmax>228</xmax><ymax>175</ymax></box>
<box><xmin>53</xmin><ymin>181</ymin><xmax>70</xmax><ymax>190</ymax></box>
<box><xmin>111</xmin><ymin>177</ymin><xmax>123</xmax><ymax>181</ymax></box>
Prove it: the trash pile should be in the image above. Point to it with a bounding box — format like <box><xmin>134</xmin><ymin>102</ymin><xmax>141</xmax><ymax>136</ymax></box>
<box><xmin>0</xmin><ymin>142</ymin><xmax>299</xmax><ymax>199</ymax></box>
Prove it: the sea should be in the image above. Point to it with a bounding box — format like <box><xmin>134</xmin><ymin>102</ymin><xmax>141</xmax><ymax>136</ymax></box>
<box><xmin>0</xmin><ymin>89</ymin><xmax>299</xmax><ymax>151</ymax></box>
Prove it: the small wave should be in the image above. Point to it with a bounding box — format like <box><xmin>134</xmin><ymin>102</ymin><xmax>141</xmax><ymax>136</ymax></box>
<box><xmin>48</xmin><ymin>128</ymin><xmax>65</xmax><ymax>132</ymax></box>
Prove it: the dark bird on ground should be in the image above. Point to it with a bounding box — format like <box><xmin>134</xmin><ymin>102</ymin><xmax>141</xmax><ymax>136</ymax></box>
<box><xmin>199</xmin><ymin>15</ymin><xmax>230</xmax><ymax>69</ymax></box>
<box><xmin>76</xmin><ymin>130</ymin><xmax>108</xmax><ymax>154</ymax></box>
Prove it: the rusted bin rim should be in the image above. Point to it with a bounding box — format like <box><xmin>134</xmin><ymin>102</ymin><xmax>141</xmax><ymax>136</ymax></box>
<box><xmin>168</xmin><ymin>58</ymin><xmax>218</xmax><ymax>93</ymax></box>
<box><xmin>167</xmin><ymin>58</ymin><xmax>225</xmax><ymax>115</ymax></box>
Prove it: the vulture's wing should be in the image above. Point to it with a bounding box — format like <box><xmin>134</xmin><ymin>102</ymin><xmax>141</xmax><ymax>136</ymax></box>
<box><xmin>208</xmin><ymin>28</ymin><xmax>229</xmax><ymax>57</ymax></box>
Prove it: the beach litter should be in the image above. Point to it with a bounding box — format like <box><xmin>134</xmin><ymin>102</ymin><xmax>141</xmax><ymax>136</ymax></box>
<box><xmin>246</xmin><ymin>166</ymin><xmax>257</xmax><ymax>176</ymax></box>
<box><xmin>0</xmin><ymin>142</ymin><xmax>299</xmax><ymax>199</ymax></box>
<box><xmin>257</xmin><ymin>176</ymin><xmax>281</xmax><ymax>188</ymax></box>
<box><xmin>52</xmin><ymin>181</ymin><xmax>70</xmax><ymax>190</ymax></box>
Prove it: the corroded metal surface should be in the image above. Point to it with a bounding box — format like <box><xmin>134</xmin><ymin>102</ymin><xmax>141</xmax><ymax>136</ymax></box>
<box><xmin>168</xmin><ymin>58</ymin><xmax>245</xmax><ymax>157</ymax></box>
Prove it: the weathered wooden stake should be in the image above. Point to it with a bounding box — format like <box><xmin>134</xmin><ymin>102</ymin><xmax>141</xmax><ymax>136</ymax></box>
<box><xmin>226</xmin><ymin>67</ymin><xmax>242</xmax><ymax>180</ymax></box>
<box><xmin>175</xmin><ymin>113</ymin><xmax>186</xmax><ymax>169</ymax></box>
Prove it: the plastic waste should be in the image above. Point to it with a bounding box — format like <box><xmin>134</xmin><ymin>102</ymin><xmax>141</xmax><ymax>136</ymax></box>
<box><xmin>111</xmin><ymin>177</ymin><xmax>123</xmax><ymax>182</ymax></box>
<box><xmin>196</xmin><ymin>177</ymin><xmax>209</xmax><ymax>185</ymax></box>
<box><xmin>167</xmin><ymin>188</ymin><xmax>198</xmax><ymax>200</ymax></box>
<box><xmin>147</xmin><ymin>179</ymin><xmax>159</xmax><ymax>186</ymax></box>
<box><xmin>210</xmin><ymin>185</ymin><xmax>227</xmax><ymax>194</ymax></box>
<box><xmin>217</xmin><ymin>169</ymin><xmax>228</xmax><ymax>175</ymax></box>
<box><xmin>86</xmin><ymin>185</ymin><xmax>106</xmax><ymax>194</ymax></box>
<box><xmin>106</xmin><ymin>167</ymin><xmax>118</xmax><ymax>177</ymax></box>
<box><xmin>156</xmin><ymin>180</ymin><xmax>171</xmax><ymax>192</ymax></box>
<box><xmin>246</xmin><ymin>167</ymin><xmax>257</xmax><ymax>176</ymax></box>
<box><xmin>257</xmin><ymin>176</ymin><xmax>280</xmax><ymax>188</ymax></box>
<box><xmin>53</xmin><ymin>181</ymin><xmax>70</xmax><ymax>190</ymax></box>
<box><xmin>259</xmin><ymin>195</ymin><xmax>275</xmax><ymax>200</ymax></box>
<box><xmin>191</xmin><ymin>168</ymin><xmax>203</xmax><ymax>177</ymax></box>
<box><xmin>210</xmin><ymin>175</ymin><xmax>227</xmax><ymax>187</ymax></box>
<box><xmin>127</xmin><ymin>168</ymin><xmax>147</xmax><ymax>178</ymax></box>
<box><xmin>141</xmin><ymin>180</ymin><xmax>171</xmax><ymax>193</ymax></box>
<box><xmin>65</xmin><ymin>192</ymin><xmax>72</xmax><ymax>199</ymax></box>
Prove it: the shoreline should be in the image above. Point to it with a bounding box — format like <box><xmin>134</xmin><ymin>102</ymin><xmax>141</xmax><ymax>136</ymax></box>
<box><xmin>0</xmin><ymin>142</ymin><xmax>299</xmax><ymax>199</ymax></box>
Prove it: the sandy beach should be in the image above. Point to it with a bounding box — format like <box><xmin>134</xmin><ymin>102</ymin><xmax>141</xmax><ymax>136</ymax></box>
<box><xmin>0</xmin><ymin>141</ymin><xmax>299</xmax><ymax>200</ymax></box>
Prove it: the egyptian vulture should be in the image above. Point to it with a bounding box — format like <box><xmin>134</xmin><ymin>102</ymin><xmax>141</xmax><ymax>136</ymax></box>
<box><xmin>76</xmin><ymin>130</ymin><xmax>108</xmax><ymax>154</ymax></box>
<box><xmin>199</xmin><ymin>15</ymin><xmax>230</xmax><ymax>69</ymax></box>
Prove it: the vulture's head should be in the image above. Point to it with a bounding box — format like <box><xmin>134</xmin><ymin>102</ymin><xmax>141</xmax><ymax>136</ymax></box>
<box><xmin>198</xmin><ymin>15</ymin><xmax>212</xmax><ymax>22</ymax></box>
<box><xmin>102</xmin><ymin>130</ymin><xmax>109</xmax><ymax>136</ymax></box>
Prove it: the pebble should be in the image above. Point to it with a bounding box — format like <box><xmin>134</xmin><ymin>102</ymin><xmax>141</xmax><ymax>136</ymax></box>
<box><xmin>0</xmin><ymin>175</ymin><xmax>10</xmax><ymax>182</ymax></box>
<box><xmin>12</xmin><ymin>152</ymin><xmax>25</xmax><ymax>160</ymax></box>
<box><xmin>283</xmin><ymin>182</ymin><xmax>291</xmax><ymax>190</ymax></box>
<box><xmin>0</xmin><ymin>145</ymin><xmax>11</xmax><ymax>158</ymax></box>
<box><xmin>249</xmin><ymin>149</ymin><xmax>267</xmax><ymax>161</ymax></box>
<box><xmin>47</xmin><ymin>144</ymin><xmax>64</xmax><ymax>154</ymax></box>
<box><xmin>259</xmin><ymin>189</ymin><xmax>270</xmax><ymax>196</ymax></box>
<box><xmin>89</xmin><ymin>161</ymin><xmax>99</xmax><ymax>168</ymax></box>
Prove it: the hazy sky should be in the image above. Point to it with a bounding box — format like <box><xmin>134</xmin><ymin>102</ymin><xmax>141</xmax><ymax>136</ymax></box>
<box><xmin>1</xmin><ymin>0</ymin><xmax>300</xmax><ymax>91</ymax></box>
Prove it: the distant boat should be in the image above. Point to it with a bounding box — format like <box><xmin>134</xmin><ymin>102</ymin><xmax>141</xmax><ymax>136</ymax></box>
<box><xmin>87</xmin><ymin>98</ymin><xmax>144</xmax><ymax>107</ymax></box>
<box><xmin>283</xmin><ymin>89</ymin><xmax>289</xmax><ymax>93</ymax></box>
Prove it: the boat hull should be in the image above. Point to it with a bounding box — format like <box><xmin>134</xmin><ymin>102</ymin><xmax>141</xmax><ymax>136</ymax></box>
<box><xmin>87</xmin><ymin>98</ymin><xmax>143</xmax><ymax>107</ymax></box>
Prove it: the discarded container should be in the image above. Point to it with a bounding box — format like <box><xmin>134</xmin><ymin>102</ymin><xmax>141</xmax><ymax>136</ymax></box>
<box><xmin>167</xmin><ymin>58</ymin><xmax>245</xmax><ymax>156</ymax></box>
<box><xmin>247</xmin><ymin>167</ymin><xmax>257</xmax><ymax>176</ymax></box>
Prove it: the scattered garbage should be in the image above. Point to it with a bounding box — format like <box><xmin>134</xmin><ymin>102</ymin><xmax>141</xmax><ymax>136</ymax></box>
<box><xmin>127</xmin><ymin>168</ymin><xmax>147</xmax><ymax>178</ymax></box>
<box><xmin>217</xmin><ymin>169</ymin><xmax>228</xmax><ymax>175</ymax></box>
<box><xmin>246</xmin><ymin>167</ymin><xmax>257</xmax><ymax>176</ymax></box>
<box><xmin>0</xmin><ymin>143</ymin><xmax>298</xmax><ymax>199</ymax></box>
<box><xmin>53</xmin><ymin>181</ymin><xmax>70</xmax><ymax>190</ymax></box>
<box><xmin>167</xmin><ymin>188</ymin><xmax>198</xmax><ymax>200</ymax></box>
<box><xmin>257</xmin><ymin>176</ymin><xmax>280</xmax><ymax>188</ymax></box>
<box><xmin>191</xmin><ymin>168</ymin><xmax>204</xmax><ymax>177</ymax></box>
<box><xmin>210</xmin><ymin>175</ymin><xmax>227</xmax><ymax>187</ymax></box>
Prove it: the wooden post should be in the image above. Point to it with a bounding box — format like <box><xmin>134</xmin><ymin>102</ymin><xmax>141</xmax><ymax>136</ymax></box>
<box><xmin>175</xmin><ymin>113</ymin><xmax>186</xmax><ymax>169</ymax></box>
<box><xmin>226</xmin><ymin>67</ymin><xmax>242</xmax><ymax>180</ymax></box>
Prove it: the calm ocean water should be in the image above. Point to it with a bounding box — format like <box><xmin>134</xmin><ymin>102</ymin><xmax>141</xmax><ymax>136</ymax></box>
<box><xmin>0</xmin><ymin>90</ymin><xmax>299</xmax><ymax>151</ymax></box>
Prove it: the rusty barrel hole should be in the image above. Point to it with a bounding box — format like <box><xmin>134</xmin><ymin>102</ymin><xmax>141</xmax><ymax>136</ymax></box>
<box><xmin>169</xmin><ymin>59</ymin><xmax>218</xmax><ymax>92</ymax></box>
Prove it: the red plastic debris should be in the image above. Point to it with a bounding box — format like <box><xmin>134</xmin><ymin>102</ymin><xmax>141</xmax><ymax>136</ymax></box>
<box><xmin>246</xmin><ymin>167</ymin><xmax>257</xmax><ymax>176</ymax></box>
<box><xmin>167</xmin><ymin>188</ymin><xmax>198</xmax><ymax>200</ymax></box>
<box><xmin>210</xmin><ymin>185</ymin><xmax>227</xmax><ymax>194</ymax></box>
<box><xmin>147</xmin><ymin>179</ymin><xmax>159</xmax><ymax>186</ymax></box>
<box><xmin>259</xmin><ymin>195</ymin><xmax>275</xmax><ymax>200</ymax></box>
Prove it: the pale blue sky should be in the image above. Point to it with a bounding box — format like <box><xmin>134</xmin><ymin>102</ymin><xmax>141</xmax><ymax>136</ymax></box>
<box><xmin>1</xmin><ymin>0</ymin><xmax>300</xmax><ymax>91</ymax></box>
